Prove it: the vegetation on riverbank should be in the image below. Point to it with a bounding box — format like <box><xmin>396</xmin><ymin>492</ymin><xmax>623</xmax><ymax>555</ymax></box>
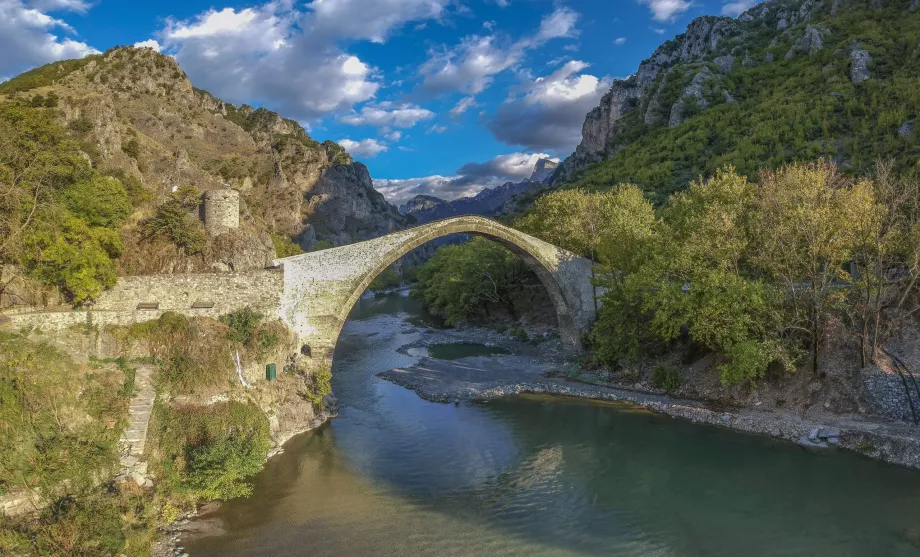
<box><xmin>519</xmin><ymin>160</ymin><xmax>920</xmax><ymax>386</ymax></box>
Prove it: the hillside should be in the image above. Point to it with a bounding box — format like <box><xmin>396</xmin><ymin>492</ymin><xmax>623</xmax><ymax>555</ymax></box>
<box><xmin>551</xmin><ymin>0</ymin><xmax>920</xmax><ymax>202</ymax></box>
<box><xmin>0</xmin><ymin>46</ymin><xmax>406</xmax><ymax>291</ymax></box>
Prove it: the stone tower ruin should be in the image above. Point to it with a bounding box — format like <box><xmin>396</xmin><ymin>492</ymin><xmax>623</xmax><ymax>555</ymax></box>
<box><xmin>203</xmin><ymin>188</ymin><xmax>240</xmax><ymax>235</ymax></box>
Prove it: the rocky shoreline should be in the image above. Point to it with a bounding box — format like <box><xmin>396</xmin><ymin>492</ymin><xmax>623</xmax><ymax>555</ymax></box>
<box><xmin>379</xmin><ymin>355</ymin><xmax>920</xmax><ymax>471</ymax></box>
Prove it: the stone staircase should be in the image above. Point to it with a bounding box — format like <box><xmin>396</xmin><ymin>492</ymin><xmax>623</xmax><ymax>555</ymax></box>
<box><xmin>117</xmin><ymin>364</ymin><xmax>156</xmax><ymax>486</ymax></box>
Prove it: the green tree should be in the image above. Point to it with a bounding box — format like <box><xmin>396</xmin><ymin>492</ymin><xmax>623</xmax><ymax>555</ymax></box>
<box><xmin>414</xmin><ymin>237</ymin><xmax>530</xmax><ymax>324</ymax></box>
<box><xmin>368</xmin><ymin>267</ymin><xmax>401</xmax><ymax>293</ymax></box>
<box><xmin>61</xmin><ymin>175</ymin><xmax>131</xmax><ymax>228</ymax></box>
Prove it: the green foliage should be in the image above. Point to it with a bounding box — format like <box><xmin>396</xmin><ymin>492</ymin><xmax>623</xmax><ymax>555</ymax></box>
<box><xmin>368</xmin><ymin>267</ymin><xmax>401</xmax><ymax>293</ymax></box>
<box><xmin>651</xmin><ymin>364</ymin><xmax>682</xmax><ymax>392</ymax></box>
<box><xmin>62</xmin><ymin>175</ymin><xmax>131</xmax><ymax>227</ymax></box>
<box><xmin>564</xmin><ymin>6</ymin><xmax>920</xmax><ymax>203</ymax></box>
<box><xmin>144</xmin><ymin>186</ymin><xmax>206</xmax><ymax>254</ymax></box>
<box><xmin>323</xmin><ymin>140</ymin><xmax>353</xmax><ymax>166</ymax></box>
<box><xmin>310</xmin><ymin>240</ymin><xmax>334</xmax><ymax>252</ymax></box>
<box><xmin>0</xmin><ymin>55</ymin><xmax>103</xmax><ymax>93</ymax></box>
<box><xmin>402</xmin><ymin>264</ymin><xmax>420</xmax><ymax>283</ymax></box>
<box><xmin>271</xmin><ymin>232</ymin><xmax>304</xmax><ymax>258</ymax></box>
<box><xmin>0</xmin><ymin>333</ymin><xmax>128</xmax><ymax>498</ymax></box>
<box><xmin>413</xmin><ymin>237</ymin><xmax>530</xmax><ymax>325</ymax></box>
<box><xmin>23</xmin><ymin>214</ymin><xmax>122</xmax><ymax>304</ymax></box>
<box><xmin>67</xmin><ymin>116</ymin><xmax>94</xmax><ymax>134</ymax></box>
<box><xmin>1</xmin><ymin>103</ymin><xmax>127</xmax><ymax>304</ymax></box>
<box><xmin>303</xmin><ymin>361</ymin><xmax>333</xmax><ymax>408</ymax></box>
<box><xmin>121</xmin><ymin>138</ymin><xmax>140</xmax><ymax>159</ymax></box>
<box><xmin>151</xmin><ymin>400</ymin><xmax>270</xmax><ymax>501</ymax></box>
<box><xmin>220</xmin><ymin>307</ymin><xmax>264</xmax><ymax>344</ymax></box>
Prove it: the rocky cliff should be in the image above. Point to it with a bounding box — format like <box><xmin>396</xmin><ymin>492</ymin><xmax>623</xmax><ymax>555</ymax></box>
<box><xmin>0</xmin><ymin>46</ymin><xmax>407</xmax><ymax>275</ymax></box>
<box><xmin>552</xmin><ymin>0</ymin><xmax>920</xmax><ymax>197</ymax></box>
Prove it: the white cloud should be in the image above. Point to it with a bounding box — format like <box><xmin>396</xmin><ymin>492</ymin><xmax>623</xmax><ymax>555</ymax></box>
<box><xmin>339</xmin><ymin>102</ymin><xmax>434</xmax><ymax>128</ymax></box>
<box><xmin>419</xmin><ymin>7</ymin><xmax>579</xmax><ymax>95</ymax></box>
<box><xmin>721</xmin><ymin>0</ymin><xmax>757</xmax><ymax>16</ymax></box>
<box><xmin>427</xmin><ymin>124</ymin><xmax>447</xmax><ymax>134</ymax></box>
<box><xmin>486</xmin><ymin>60</ymin><xmax>609</xmax><ymax>154</ymax></box>
<box><xmin>448</xmin><ymin>96</ymin><xmax>477</xmax><ymax>118</ymax></box>
<box><xmin>374</xmin><ymin>151</ymin><xmax>558</xmax><ymax>205</ymax></box>
<box><xmin>652</xmin><ymin>27</ymin><xmax>666</xmax><ymax>34</ymax></box>
<box><xmin>0</xmin><ymin>0</ymin><xmax>98</xmax><ymax>79</ymax></box>
<box><xmin>339</xmin><ymin>138</ymin><xmax>388</xmax><ymax>157</ymax></box>
<box><xmin>638</xmin><ymin>0</ymin><xmax>690</xmax><ymax>22</ymax></box>
<box><xmin>384</xmin><ymin>130</ymin><xmax>402</xmax><ymax>141</ymax></box>
<box><xmin>614</xmin><ymin>37</ymin><xmax>627</xmax><ymax>45</ymax></box>
<box><xmin>306</xmin><ymin>0</ymin><xmax>451</xmax><ymax>43</ymax></box>
<box><xmin>534</xmin><ymin>6</ymin><xmax>578</xmax><ymax>42</ymax></box>
<box><xmin>157</xmin><ymin>0</ymin><xmax>451</xmax><ymax>121</ymax></box>
<box><xmin>133</xmin><ymin>39</ymin><xmax>162</xmax><ymax>52</ymax></box>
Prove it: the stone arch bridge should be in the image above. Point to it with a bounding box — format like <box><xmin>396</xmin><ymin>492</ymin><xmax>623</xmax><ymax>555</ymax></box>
<box><xmin>6</xmin><ymin>216</ymin><xmax>597</xmax><ymax>370</ymax></box>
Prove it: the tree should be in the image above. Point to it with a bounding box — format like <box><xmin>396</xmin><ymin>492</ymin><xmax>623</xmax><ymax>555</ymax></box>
<box><xmin>413</xmin><ymin>237</ymin><xmax>530</xmax><ymax>324</ymax></box>
<box><xmin>753</xmin><ymin>160</ymin><xmax>877</xmax><ymax>373</ymax></box>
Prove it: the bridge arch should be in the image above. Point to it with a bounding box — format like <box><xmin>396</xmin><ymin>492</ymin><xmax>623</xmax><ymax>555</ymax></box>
<box><xmin>275</xmin><ymin>216</ymin><xmax>596</xmax><ymax>369</ymax></box>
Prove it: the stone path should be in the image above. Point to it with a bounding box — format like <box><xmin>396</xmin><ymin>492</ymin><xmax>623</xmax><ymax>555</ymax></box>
<box><xmin>117</xmin><ymin>364</ymin><xmax>156</xmax><ymax>486</ymax></box>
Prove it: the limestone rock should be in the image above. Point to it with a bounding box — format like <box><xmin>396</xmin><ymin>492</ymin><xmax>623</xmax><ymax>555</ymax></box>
<box><xmin>714</xmin><ymin>54</ymin><xmax>735</xmax><ymax>73</ymax></box>
<box><xmin>850</xmin><ymin>48</ymin><xmax>871</xmax><ymax>83</ymax></box>
<box><xmin>669</xmin><ymin>69</ymin><xmax>713</xmax><ymax>128</ymax></box>
<box><xmin>785</xmin><ymin>25</ymin><xmax>830</xmax><ymax>60</ymax></box>
<box><xmin>765</xmin><ymin>51</ymin><xmax>775</xmax><ymax>63</ymax></box>
<box><xmin>899</xmin><ymin>120</ymin><xmax>916</xmax><ymax>138</ymax></box>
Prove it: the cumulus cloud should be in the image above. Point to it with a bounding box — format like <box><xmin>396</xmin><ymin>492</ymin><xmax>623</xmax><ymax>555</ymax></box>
<box><xmin>721</xmin><ymin>0</ymin><xmax>757</xmax><ymax>16</ymax></box>
<box><xmin>0</xmin><ymin>0</ymin><xmax>98</xmax><ymax>79</ymax></box>
<box><xmin>339</xmin><ymin>102</ymin><xmax>434</xmax><ymax>128</ymax></box>
<box><xmin>638</xmin><ymin>0</ymin><xmax>690</xmax><ymax>22</ymax></box>
<box><xmin>614</xmin><ymin>37</ymin><xmax>627</xmax><ymax>45</ymax></box>
<box><xmin>339</xmin><ymin>138</ymin><xmax>388</xmax><ymax>157</ymax></box>
<box><xmin>156</xmin><ymin>0</ymin><xmax>451</xmax><ymax>121</ymax></box>
<box><xmin>486</xmin><ymin>60</ymin><xmax>609</xmax><ymax>154</ymax></box>
<box><xmin>374</xmin><ymin>151</ymin><xmax>557</xmax><ymax>205</ymax></box>
<box><xmin>418</xmin><ymin>6</ymin><xmax>579</xmax><ymax>95</ymax></box>
<box><xmin>383</xmin><ymin>130</ymin><xmax>402</xmax><ymax>141</ymax></box>
<box><xmin>133</xmin><ymin>39</ymin><xmax>162</xmax><ymax>52</ymax></box>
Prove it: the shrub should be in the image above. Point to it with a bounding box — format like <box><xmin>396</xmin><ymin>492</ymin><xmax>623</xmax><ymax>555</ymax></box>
<box><xmin>121</xmin><ymin>138</ymin><xmax>140</xmax><ymax>159</ymax></box>
<box><xmin>309</xmin><ymin>240</ymin><xmax>334</xmax><ymax>252</ymax></box>
<box><xmin>303</xmin><ymin>361</ymin><xmax>332</xmax><ymax>408</ymax></box>
<box><xmin>270</xmin><ymin>233</ymin><xmax>304</xmax><ymax>258</ymax></box>
<box><xmin>62</xmin><ymin>175</ymin><xmax>132</xmax><ymax>228</ymax></box>
<box><xmin>151</xmin><ymin>400</ymin><xmax>270</xmax><ymax>501</ymax></box>
<box><xmin>651</xmin><ymin>364</ymin><xmax>682</xmax><ymax>392</ymax></box>
<box><xmin>144</xmin><ymin>190</ymin><xmax>206</xmax><ymax>255</ymax></box>
<box><xmin>68</xmin><ymin>116</ymin><xmax>93</xmax><ymax>134</ymax></box>
<box><xmin>368</xmin><ymin>267</ymin><xmax>400</xmax><ymax>293</ymax></box>
<box><xmin>220</xmin><ymin>307</ymin><xmax>263</xmax><ymax>344</ymax></box>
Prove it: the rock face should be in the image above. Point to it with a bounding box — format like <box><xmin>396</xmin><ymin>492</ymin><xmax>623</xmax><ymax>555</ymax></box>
<box><xmin>850</xmin><ymin>48</ymin><xmax>871</xmax><ymax>83</ymax></box>
<box><xmin>554</xmin><ymin>16</ymin><xmax>739</xmax><ymax>183</ymax></box>
<box><xmin>399</xmin><ymin>195</ymin><xmax>448</xmax><ymax>215</ymax></box>
<box><xmin>6</xmin><ymin>46</ymin><xmax>407</xmax><ymax>273</ymax></box>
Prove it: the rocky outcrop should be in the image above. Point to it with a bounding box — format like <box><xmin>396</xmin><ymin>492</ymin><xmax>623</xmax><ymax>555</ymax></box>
<box><xmin>899</xmin><ymin>120</ymin><xmax>916</xmax><ymax>138</ymax></box>
<box><xmin>13</xmin><ymin>45</ymin><xmax>407</xmax><ymax>272</ymax></box>
<box><xmin>850</xmin><ymin>48</ymin><xmax>871</xmax><ymax>83</ymax></box>
<box><xmin>668</xmin><ymin>68</ymin><xmax>714</xmax><ymax>128</ymax></box>
<box><xmin>785</xmin><ymin>25</ymin><xmax>830</xmax><ymax>59</ymax></box>
<box><xmin>554</xmin><ymin>16</ymin><xmax>739</xmax><ymax>183</ymax></box>
<box><xmin>530</xmin><ymin>158</ymin><xmax>558</xmax><ymax>182</ymax></box>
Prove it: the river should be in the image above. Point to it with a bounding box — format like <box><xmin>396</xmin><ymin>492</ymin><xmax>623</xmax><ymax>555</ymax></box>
<box><xmin>184</xmin><ymin>293</ymin><xmax>920</xmax><ymax>556</ymax></box>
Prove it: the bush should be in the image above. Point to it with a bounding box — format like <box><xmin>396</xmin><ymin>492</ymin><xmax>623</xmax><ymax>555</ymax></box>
<box><xmin>121</xmin><ymin>138</ymin><xmax>140</xmax><ymax>159</ymax></box>
<box><xmin>220</xmin><ymin>307</ymin><xmax>263</xmax><ymax>344</ymax></box>
<box><xmin>62</xmin><ymin>175</ymin><xmax>132</xmax><ymax>228</ymax></box>
<box><xmin>151</xmin><ymin>400</ymin><xmax>270</xmax><ymax>501</ymax></box>
<box><xmin>68</xmin><ymin>116</ymin><xmax>93</xmax><ymax>134</ymax></box>
<box><xmin>303</xmin><ymin>361</ymin><xmax>332</xmax><ymax>408</ymax></box>
<box><xmin>368</xmin><ymin>267</ymin><xmax>401</xmax><ymax>293</ymax></box>
<box><xmin>144</xmin><ymin>189</ymin><xmax>206</xmax><ymax>255</ymax></box>
<box><xmin>651</xmin><ymin>364</ymin><xmax>682</xmax><ymax>392</ymax></box>
<box><xmin>310</xmin><ymin>239</ymin><xmax>334</xmax><ymax>252</ymax></box>
<box><xmin>270</xmin><ymin>233</ymin><xmax>304</xmax><ymax>258</ymax></box>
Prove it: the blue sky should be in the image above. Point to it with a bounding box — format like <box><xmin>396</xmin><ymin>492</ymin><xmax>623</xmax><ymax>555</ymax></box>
<box><xmin>1</xmin><ymin>0</ymin><xmax>760</xmax><ymax>204</ymax></box>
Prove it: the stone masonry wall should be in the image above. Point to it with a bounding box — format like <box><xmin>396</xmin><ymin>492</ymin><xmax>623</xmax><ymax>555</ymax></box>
<box><xmin>203</xmin><ymin>189</ymin><xmax>240</xmax><ymax>235</ymax></box>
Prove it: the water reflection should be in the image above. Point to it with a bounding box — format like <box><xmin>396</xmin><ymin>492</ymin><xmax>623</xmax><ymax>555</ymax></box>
<box><xmin>185</xmin><ymin>294</ymin><xmax>920</xmax><ymax>557</ymax></box>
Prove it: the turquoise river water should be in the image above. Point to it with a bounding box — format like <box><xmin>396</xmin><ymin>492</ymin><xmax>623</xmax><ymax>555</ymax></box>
<box><xmin>185</xmin><ymin>293</ymin><xmax>920</xmax><ymax>556</ymax></box>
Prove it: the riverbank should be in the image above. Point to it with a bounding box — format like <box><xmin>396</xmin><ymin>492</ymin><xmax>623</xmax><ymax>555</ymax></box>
<box><xmin>379</xmin><ymin>354</ymin><xmax>920</xmax><ymax>470</ymax></box>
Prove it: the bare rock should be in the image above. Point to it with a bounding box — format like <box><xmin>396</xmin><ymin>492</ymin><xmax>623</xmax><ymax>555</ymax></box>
<box><xmin>785</xmin><ymin>25</ymin><xmax>830</xmax><ymax>60</ymax></box>
<box><xmin>850</xmin><ymin>48</ymin><xmax>871</xmax><ymax>83</ymax></box>
<box><xmin>668</xmin><ymin>68</ymin><xmax>713</xmax><ymax>127</ymax></box>
<box><xmin>912</xmin><ymin>0</ymin><xmax>920</xmax><ymax>10</ymax></box>
<box><xmin>714</xmin><ymin>55</ymin><xmax>735</xmax><ymax>73</ymax></box>
<box><xmin>765</xmin><ymin>51</ymin><xmax>775</xmax><ymax>63</ymax></box>
<box><xmin>899</xmin><ymin>120</ymin><xmax>916</xmax><ymax>138</ymax></box>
